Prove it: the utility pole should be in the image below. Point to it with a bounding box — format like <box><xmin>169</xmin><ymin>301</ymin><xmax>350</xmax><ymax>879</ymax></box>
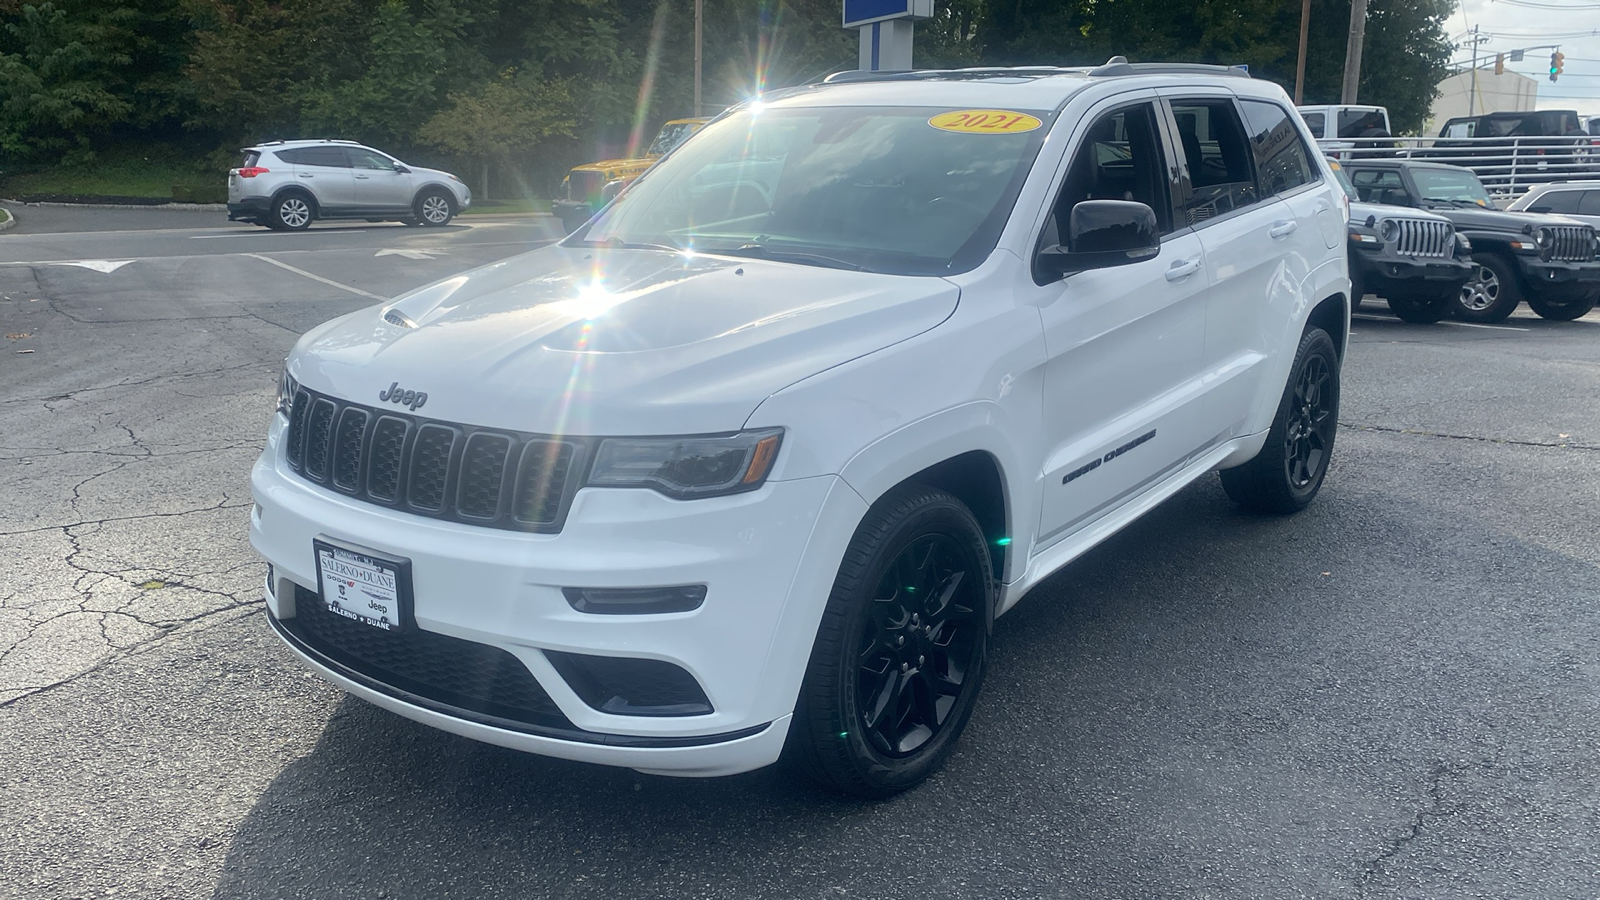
<box><xmin>1467</xmin><ymin>26</ymin><xmax>1486</xmax><ymax>117</ymax></box>
<box><xmin>1340</xmin><ymin>0</ymin><xmax>1369</xmax><ymax>103</ymax></box>
<box><xmin>1294</xmin><ymin>0</ymin><xmax>1311</xmax><ymax>104</ymax></box>
<box><xmin>694</xmin><ymin>0</ymin><xmax>703</xmax><ymax>117</ymax></box>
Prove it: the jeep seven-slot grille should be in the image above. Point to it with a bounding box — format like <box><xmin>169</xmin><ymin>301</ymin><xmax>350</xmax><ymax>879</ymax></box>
<box><xmin>284</xmin><ymin>387</ymin><xmax>588</xmax><ymax>533</ymax></box>
<box><xmin>1549</xmin><ymin>225</ymin><xmax>1596</xmax><ymax>263</ymax></box>
<box><xmin>1394</xmin><ymin>219</ymin><xmax>1452</xmax><ymax>258</ymax></box>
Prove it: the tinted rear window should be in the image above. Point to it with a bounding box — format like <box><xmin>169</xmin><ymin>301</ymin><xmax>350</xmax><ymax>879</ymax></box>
<box><xmin>278</xmin><ymin>147</ymin><xmax>351</xmax><ymax>167</ymax></box>
<box><xmin>1529</xmin><ymin>190</ymin><xmax>1581</xmax><ymax>214</ymax></box>
<box><xmin>1338</xmin><ymin>110</ymin><xmax>1387</xmax><ymax>138</ymax></box>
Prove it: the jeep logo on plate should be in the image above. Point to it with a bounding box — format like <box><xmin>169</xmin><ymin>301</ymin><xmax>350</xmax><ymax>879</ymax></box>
<box><xmin>378</xmin><ymin>382</ymin><xmax>428</xmax><ymax>411</ymax></box>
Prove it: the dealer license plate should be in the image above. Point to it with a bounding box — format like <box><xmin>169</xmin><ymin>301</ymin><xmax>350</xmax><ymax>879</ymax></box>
<box><xmin>314</xmin><ymin>539</ymin><xmax>412</xmax><ymax>632</ymax></box>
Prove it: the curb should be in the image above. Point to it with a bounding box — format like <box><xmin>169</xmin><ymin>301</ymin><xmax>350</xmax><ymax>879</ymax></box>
<box><xmin>0</xmin><ymin>199</ymin><xmax>228</xmax><ymax>211</ymax></box>
<box><xmin>0</xmin><ymin>208</ymin><xmax>13</xmax><ymax>232</ymax></box>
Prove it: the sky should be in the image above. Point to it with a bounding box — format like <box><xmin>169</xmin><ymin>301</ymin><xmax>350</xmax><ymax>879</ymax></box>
<box><xmin>1454</xmin><ymin>0</ymin><xmax>1600</xmax><ymax>113</ymax></box>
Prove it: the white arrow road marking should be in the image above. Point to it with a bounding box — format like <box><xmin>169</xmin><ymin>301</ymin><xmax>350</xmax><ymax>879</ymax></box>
<box><xmin>245</xmin><ymin>253</ymin><xmax>386</xmax><ymax>301</ymax></box>
<box><xmin>374</xmin><ymin>248</ymin><xmax>443</xmax><ymax>259</ymax></box>
<box><xmin>7</xmin><ymin>259</ymin><xmax>139</xmax><ymax>273</ymax></box>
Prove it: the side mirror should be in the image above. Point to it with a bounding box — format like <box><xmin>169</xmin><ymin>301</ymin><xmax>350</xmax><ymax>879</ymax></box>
<box><xmin>393</xmin><ymin>163</ymin><xmax>411</xmax><ymax>174</ymax></box>
<box><xmin>1037</xmin><ymin>200</ymin><xmax>1160</xmax><ymax>279</ymax></box>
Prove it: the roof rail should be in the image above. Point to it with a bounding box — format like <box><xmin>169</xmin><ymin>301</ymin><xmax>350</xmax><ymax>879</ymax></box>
<box><xmin>819</xmin><ymin>58</ymin><xmax>1248</xmax><ymax>85</ymax></box>
<box><xmin>822</xmin><ymin>66</ymin><xmax>1081</xmax><ymax>85</ymax></box>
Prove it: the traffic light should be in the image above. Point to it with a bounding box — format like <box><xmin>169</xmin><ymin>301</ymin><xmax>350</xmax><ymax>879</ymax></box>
<box><xmin>1551</xmin><ymin>50</ymin><xmax>1565</xmax><ymax>82</ymax></box>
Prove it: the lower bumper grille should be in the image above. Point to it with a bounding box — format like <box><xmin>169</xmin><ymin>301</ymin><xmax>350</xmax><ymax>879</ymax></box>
<box><xmin>283</xmin><ymin>584</ymin><xmax>573</xmax><ymax>731</ymax></box>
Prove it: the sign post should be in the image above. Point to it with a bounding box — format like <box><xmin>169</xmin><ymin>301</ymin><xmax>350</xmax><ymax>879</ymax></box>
<box><xmin>843</xmin><ymin>0</ymin><xmax>933</xmax><ymax>72</ymax></box>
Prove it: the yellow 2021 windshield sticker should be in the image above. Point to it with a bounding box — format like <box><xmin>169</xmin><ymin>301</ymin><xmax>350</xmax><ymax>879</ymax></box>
<box><xmin>929</xmin><ymin>110</ymin><xmax>1043</xmax><ymax>134</ymax></box>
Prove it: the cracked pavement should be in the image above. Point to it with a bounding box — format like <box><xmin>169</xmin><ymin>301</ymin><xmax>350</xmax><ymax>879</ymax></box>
<box><xmin>3</xmin><ymin>208</ymin><xmax>1600</xmax><ymax>899</ymax></box>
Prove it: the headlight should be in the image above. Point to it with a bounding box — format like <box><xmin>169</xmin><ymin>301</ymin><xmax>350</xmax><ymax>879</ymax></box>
<box><xmin>1379</xmin><ymin>219</ymin><xmax>1400</xmax><ymax>243</ymax></box>
<box><xmin>276</xmin><ymin>363</ymin><xmax>299</xmax><ymax>418</ymax></box>
<box><xmin>588</xmin><ymin>429</ymin><xmax>783</xmax><ymax>499</ymax></box>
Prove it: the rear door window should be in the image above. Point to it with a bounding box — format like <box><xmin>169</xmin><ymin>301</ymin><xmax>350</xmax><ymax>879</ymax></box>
<box><xmin>279</xmin><ymin>147</ymin><xmax>350</xmax><ymax>168</ymax></box>
<box><xmin>1169</xmin><ymin>99</ymin><xmax>1259</xmax><ymax>225</ymax></box>
<box><xmin>1240</xmin><ymin>100</ymin><xmax>1318</xmax><ymax>197</ymax></box>
<box><xmin>1530</xmin><ymin>190</ymin><xmax>1581</xmax><ymax>214</ymax></box>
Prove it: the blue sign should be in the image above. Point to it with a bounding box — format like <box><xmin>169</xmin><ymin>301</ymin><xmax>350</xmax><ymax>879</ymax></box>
<box><xmin>842</xmin><ymin>0</ymin><xmax>922</xmax><ymax>28</ymax></box>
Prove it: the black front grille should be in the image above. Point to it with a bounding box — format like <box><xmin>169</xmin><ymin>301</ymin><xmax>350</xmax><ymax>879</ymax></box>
<box><xmin>1549</xmin><ymin>225</ymin><xmax>1596</xmax><ymax>262</ymax></box>
<box><xmin>286</xmin><ymin>585</ymin><xmax>572</xmax><ymax>730</ymax></box>
<box><xmin>284</xmin><ymin>387</ymin><xmax>589</xmax><ymax>533</ymax></box>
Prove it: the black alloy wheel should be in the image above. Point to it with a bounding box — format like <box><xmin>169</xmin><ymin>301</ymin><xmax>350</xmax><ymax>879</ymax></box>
<box><xmin>1283</xmin><ymin>351</ymin><xmax>1335</xmax><ymax>491</ymax></box>
<box><xmin>854</xmin><ymin>533</ymin><xmax>985</xmax><ymax>758</ymax></box>
<box><xmin>787</xmin><ymin>484</ymin><xmax>993</xmax><ymax>798</ymax></box>
<box><xmin>1220</xmin><ymin>327</ymin><xmax>1341</xmax><ymax>514</ymax></box>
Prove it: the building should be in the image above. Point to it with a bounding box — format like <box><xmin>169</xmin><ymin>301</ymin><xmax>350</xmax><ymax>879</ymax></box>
<box><xmin>1424</xmin><ymin>68</ymin><xmax>1538</xmax><ymax>135</ymax></box>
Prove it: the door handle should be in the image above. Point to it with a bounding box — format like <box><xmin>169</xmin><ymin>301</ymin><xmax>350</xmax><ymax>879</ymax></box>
<box><xmin>354</xmin><ymin>174</ymin><xmax>369</xmax><ymax>179</ymax></box>
<box><xmin>297</xmin><ymin>173</ymin><xmax>313</xmax><ymax>178</ymax></box>
<box><xmin>1165</xmin><ymin>258</ymin><xmax>1202</xmax><ymax>282</ymax></box>
<box><xmin>1269</xmin><ymin>220</ymin><xmax>1298</xmax><ymax>239</ymax></box>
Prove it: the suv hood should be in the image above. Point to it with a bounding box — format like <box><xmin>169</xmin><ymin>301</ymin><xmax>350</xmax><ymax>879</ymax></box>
<box><xmin>1348</xmin><ymin>200</ymin><xmax>1451</xmax><ymax>224</ymax></box>
<box><xmin>292</xmin><ymin>245</ymin><xmax>959</xmax><ymax>436</ymax></box>
<box><xmin>1419</xmin><ymin>204</ymin><xmax>1584</xmax><ymax>233</ymax></box>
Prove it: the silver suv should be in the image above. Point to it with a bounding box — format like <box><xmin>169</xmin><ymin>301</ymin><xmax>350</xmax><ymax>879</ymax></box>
<box><xmin>227</xmin><ymin>140</ymin><xmax>471</xmax><ymax>230</ymax></box>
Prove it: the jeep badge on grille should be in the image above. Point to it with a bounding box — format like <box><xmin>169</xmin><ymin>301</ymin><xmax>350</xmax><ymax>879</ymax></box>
<box><xmin>378</xmin><ymin>382</ymin><xmax>428</xmax><ymax>412</ymax></box>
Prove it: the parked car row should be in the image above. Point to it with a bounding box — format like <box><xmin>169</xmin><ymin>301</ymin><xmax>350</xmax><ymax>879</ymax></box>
<box><xmin>1334</xmin><ymin>157</ymin><xmax>1600</xmax><ymax>322</ymax></box>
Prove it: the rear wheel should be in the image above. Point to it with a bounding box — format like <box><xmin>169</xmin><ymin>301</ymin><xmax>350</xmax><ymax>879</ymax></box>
<box><xmin>269</xmin><ymin>193</ymin><xmax>313</xmax><ymax>231</ymax></box>
<box><xmin>1526</xmin><ymin>293</ymin><xmax>1597</xmax><ymax>321</ymax></box>
<box><xmin>1220</xmin><ymin>328</ymin><xmax>1340</xmax><ymax>514</ymax></box>
<box><xmin>415</xmin><ymin>190</ymin><xmax>455</xmax><ymax>226</ymax></box>
<box><xmin>786</xmin><ymin>484</ymin><xmax>993</xmax><ymax>798</ymax></box>
<box><xmin>1454</xmin><ymin>254</ymin><xmax>1521</xmax><ymax>323</ymax></box>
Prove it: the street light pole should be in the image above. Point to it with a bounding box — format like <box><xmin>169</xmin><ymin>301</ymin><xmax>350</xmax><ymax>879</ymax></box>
<box><xmin>1340</xmin><ymin>0</ymin><xmax>1368</xmax><ymax>104</ymax></box>
<box><xmin>1294</xmin><ymin>0</ymin><xmax>1311</xmax><ymax>104</ymax></box>
<box><xmin>694</xmin><ymin>0</ymin><xmax>703</xmax><ymax>118</ymax></box>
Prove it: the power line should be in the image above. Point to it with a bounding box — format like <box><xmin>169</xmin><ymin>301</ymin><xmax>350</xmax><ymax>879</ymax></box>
<box><xmin>1491</xmin><ymin>0</ymin><xmax>1600</xmax><ymax>8</ymax></box>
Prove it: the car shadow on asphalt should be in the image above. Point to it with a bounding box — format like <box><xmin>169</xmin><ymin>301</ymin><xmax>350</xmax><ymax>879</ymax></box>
<box><xmin>205</xmin><ymin>464</ymin><xmax>1600</xmax><ymax>899</ymax></box>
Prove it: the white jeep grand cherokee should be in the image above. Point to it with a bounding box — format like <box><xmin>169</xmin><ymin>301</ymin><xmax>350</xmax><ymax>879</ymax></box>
<box><xmin>251</xmin><ymin>60</ymin><xmax>1351</xmax><ymax>797</ymax></box>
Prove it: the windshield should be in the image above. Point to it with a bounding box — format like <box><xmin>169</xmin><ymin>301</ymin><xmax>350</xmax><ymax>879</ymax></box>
<box><xmin>648</xmin><ymin>122</ymin><xmax>703</xmax><ymax>157</ymax></box>
<box><xmin>1412</xmin><ymin>168</ymin><xmax>1492</xmax><ymax>205</ymax></box>
<box><xmin>573</xmin><ymin>105</ymin><xmax>1051</xmax><ymax>276</ymax></box>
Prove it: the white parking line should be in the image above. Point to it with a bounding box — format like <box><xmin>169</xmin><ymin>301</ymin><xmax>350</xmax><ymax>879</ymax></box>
<box><xmin>1442</xmin><ymin>321</ymin><xmax>1529</xmax><ymax>332</ymax></box>
<box><xmin>244</xmin><ymin>253</ymin><xmax>387</xmax><ymax>301</ymax></box>
<box><xmin>190</xmin><ymin>230</ymin><xmax>369</xmax><ymax>239</ymax></box>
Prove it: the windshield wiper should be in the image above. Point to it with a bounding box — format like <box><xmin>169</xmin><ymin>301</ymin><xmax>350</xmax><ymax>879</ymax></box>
<box><xmin>700</xmin><ymin>243</ymin><xmax>870</xmax><ymax>272</ymax></box>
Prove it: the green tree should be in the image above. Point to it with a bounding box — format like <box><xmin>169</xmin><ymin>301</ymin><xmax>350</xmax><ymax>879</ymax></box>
<box><xmin>0</xmin><ymin>0</ymin><xmax>191</xmax><ymax>163</ymax></box>
<box><xmin>419</xmin><ymin>69</ymin><xmax>576</xmax><ymax>196</ymax></box>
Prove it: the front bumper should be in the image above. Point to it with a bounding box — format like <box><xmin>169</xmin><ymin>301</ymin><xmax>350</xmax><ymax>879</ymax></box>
<box><xmin>249</xmin><ymin>414</ymin><xmax>866</xmax><ymax>776</ymax></box>
<box><xmin>1355</xmin><ymin>253</ymin><xmax>1472</xmax><ymax>290</ymax></box>
<box><xmin>1515</xmin><ymin>256</ymin><xmax>1600</xmax><ymax>292</ymax></box>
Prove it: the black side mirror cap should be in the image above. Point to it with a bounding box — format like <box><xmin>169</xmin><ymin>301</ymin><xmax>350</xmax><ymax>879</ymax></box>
<box><xmin>1036</xmin><ymin>199</ymin><xmax>1161</xmax><ymax>280</ymax></box>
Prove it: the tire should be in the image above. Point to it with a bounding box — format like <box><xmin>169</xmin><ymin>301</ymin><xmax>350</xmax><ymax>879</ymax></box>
<box><xmin>1454</xmin><ymin>254</ymin><xmax>1521</xmax><ymax>323</ymax></box>
<box><xmin>1219</xmin><ymin>328</ymin><xmax>1340</xmax><ymax>514</ymax></box>
<box><xmin>415</xmin><ymin>190</ymin><xmax>455</xmax><ymax>226</ymax></box>
<box><xmin>1386</xmin><ymin>292</ymin><xmax>1451</xmax><ymax>324</ymax></box>
<box><xmin>269</xmin><ymin>192</ymin><xmax>314</xmax><ymax>231</ymax></box>
<box><xmin>785</xmin><ymin>484</ymin><xmax>994</xmax><ymax>798</ymax></box>
<box><xmin>1525</xmin><ymin>293</ymin><xmax>1597</xmax><ymax>321</ymax></box>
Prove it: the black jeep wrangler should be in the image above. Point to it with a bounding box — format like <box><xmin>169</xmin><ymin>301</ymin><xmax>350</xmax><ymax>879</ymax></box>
<box><xmin>1342</xmin><ymin>160</ymin><xmax>1600</xmax><ymax>322</ymax></box>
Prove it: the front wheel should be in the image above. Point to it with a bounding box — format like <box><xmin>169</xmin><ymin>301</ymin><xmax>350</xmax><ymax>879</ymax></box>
<box><xmin>1454</xmin><ymin>254</ymin><xmax>1521</xmax><ymax>323</ymax></box>
<box><xmin>1525</xmin><ymin>293</ymin><xmax>1597</xmax><ymax>321</ymax></box>
<box><xmin>786</xmin><ymin>484</ymin><xmax>993</xmax><ymax>798</ymax></box>
<box><xmin>1219</xmin><ymin>328</ymin><xmax>1340</xmax><ymax>514</ymax></box>
<box><xmin>415</xmin><ymin>190</ymin><xmax>455</xmax><ymax>226</ymax></box>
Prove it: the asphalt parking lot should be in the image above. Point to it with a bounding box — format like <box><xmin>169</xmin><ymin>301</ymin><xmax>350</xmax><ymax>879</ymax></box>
<box><xmin>2</xmin><ymin>204</ymin><xmax>1599</xmax><ymax>899</ymax></box>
